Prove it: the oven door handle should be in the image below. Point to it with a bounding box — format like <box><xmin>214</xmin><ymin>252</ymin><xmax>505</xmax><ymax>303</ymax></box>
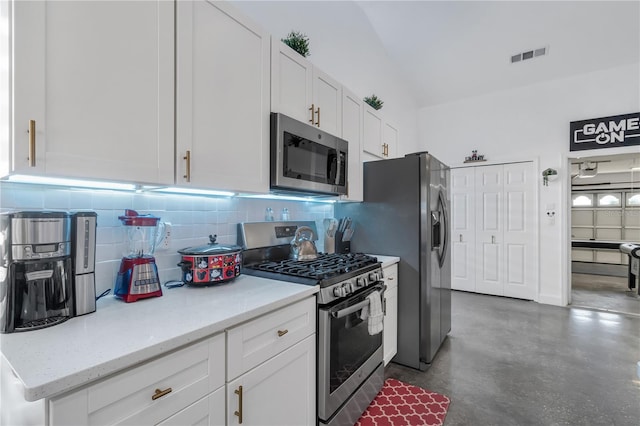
<box><xmin>330</xmin><ymin>283</ymin><xmax>386</xmax><ymax>319</ymax></box>
<box><xmin>331</xmin><ymin>299</ymin><xmax>369</xmax><ymax>319</ymax></box>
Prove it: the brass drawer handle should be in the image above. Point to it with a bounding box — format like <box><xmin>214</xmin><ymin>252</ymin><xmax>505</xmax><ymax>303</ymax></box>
<box><xmin>183</xmin><ymin>150</ymin><xmax>191</xmax><ymax>182</ymax></box>
<box><xmin>152</xmin><ymin>387</ymin><xmax>172</xmax><ymax>401</ymax></box>
<box><xmin>234</xmin><ymin>385</ymin><xmax>243</xmax><ymax>424</ymax></box>
<box><xmin>316</xmin><ymin>107</ymin><xmax>320</xmax><ymax>127</ymax></box>
<box><xmin>388</xmin><ymin>276</ymin><xmax>394</xmax><ymax>280</ymax></box>
<box><xmin>277</xmin><ymin>329</ymin><xmax>288</xmax><ymax>337</ymax></box>
<box><xmin>28</xmin><ymin>120</ymin><xmax>36</xmax><ymax>167</ymax></box>
<box><xmin>309</xmin><ymin>103</ymin><xmax>315</xmax><ymax>125</ymax></box>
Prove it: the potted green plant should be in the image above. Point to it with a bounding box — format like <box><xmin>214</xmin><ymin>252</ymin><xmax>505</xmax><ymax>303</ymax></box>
<box><xmin>364</xmin><ymin>94</ymin><xmax>384</xmax><ymax>110</ymax></box>
<box><xmin>281</xmin><ymin>31</ymin><xmax>310</xmax><ymax>57</ymax></box>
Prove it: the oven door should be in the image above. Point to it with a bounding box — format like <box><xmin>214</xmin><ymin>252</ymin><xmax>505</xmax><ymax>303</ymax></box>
<box><xmin>317</xmin><ymin>282</ymin><xmax>385</xmax><ymax>421</ymax></box>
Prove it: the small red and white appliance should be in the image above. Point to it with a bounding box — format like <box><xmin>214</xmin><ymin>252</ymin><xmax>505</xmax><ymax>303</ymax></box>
<box><xmin>114</xmin><ymin>210</ymin><xmax>164</xmax><ymax>302</ymax></box>
<box><xmin>177</xmin><ymin>235</ymin><xmax>242</xmax><ymax>285</ymax></box>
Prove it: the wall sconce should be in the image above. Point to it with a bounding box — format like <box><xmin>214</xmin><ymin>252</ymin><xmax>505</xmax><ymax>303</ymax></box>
<box><xmin>542</xmin><ymin>168</ymin><xmax>558</xmax><ymax>186</ymax></box>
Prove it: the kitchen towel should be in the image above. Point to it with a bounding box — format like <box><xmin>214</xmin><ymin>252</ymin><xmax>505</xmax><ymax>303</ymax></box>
<box><xmin>363</xmin><ymin>290</ymin><xmax>383</xmax><ymax>335</ymax></box>
<box><xmin>355</xmin><ymin>378</ymin><xmax>450</xmax><ymax>426</ymax></box>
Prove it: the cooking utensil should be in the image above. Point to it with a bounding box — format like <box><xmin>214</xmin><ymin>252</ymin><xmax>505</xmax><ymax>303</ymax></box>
<box><xmin>177</xmin><ymin>235</ymin><xmax>242</xmax><ymax>285</ymax></box>
<box><xmin>290</xmin><ymin>226</ymin><xmax>318</xmax><ymax>261</ymax></box>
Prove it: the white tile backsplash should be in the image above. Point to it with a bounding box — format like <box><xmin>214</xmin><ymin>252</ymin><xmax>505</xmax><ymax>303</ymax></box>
<box><xmin>0</xmin><ymin>182</ymin><xmax>336</xmax><ymax>296</ymax></box>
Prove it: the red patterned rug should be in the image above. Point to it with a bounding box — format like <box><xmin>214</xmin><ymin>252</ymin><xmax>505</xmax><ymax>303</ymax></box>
<box><xmin>355</xmin><ymin>378</ymin><xmax>450</xmax><ymax>426</ymax></box>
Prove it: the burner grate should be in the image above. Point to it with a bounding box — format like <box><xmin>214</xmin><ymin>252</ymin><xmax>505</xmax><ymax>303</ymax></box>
<box><xmin>249</xmin><ymin>253</ymin><xmax>377</xmax><ymax>281</ymax></box>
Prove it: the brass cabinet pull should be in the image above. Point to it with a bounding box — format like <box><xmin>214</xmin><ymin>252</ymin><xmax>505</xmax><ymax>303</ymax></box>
<box><xmin>28</xmin><ymin>120</ymin><xmax>36</xmax><ymax>167</ymax></box>
<box><xmin>277</xmin><ymin>329</ymin><xmax>288</xmax><ymax>337</ymax></box>
<box><xmin>459</xmin><ymin>234</ymin><xmax>463</xmax><ymax>242</ymax></box>
<box><xmin>234</xmin><ymin>385</ymin><xmax>243</xmax><ymax>424</ymax></box>
<box><xmin>152</xmin><ymin>387</ymin><xmax>172</xmax><ymax>401</ymax></box>
<box><xmin>388</xmin><ymin>276</ymin><xmax>394</xmax><ymax>281</ymax></box>
<box><xmin>382</xmin><ymin>143</ymin><xmax>389</xmax><ymax>157</ymax></box>
<box><xmin>316</xmin><ymin>107</ymin><xmax>320</xmax><ymax>127</ymax></box>
<box><xmin>309</xmin><ymin>103</ymin><xmax>315</xmax><ymax>125</ymax></box>
<box><xmin>491</xmin><ymin>235</ymin><xmax>496</xmax><ymax>244</ymax></box>
<box><xmin>183</xmin><ymin>150</ymin><xmax>191</xmax><ymax>182</ymax></box>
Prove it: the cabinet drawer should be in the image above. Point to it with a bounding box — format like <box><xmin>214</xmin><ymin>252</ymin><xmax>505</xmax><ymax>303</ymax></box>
<box><xmin>227</xmin><ymin>296</ymin><xmax>316</xmax><ymax>380</ymax></box>
<box><xmin>49</xmin><ymin>333</ymin><xmax>225</xmax><ymax>426</ymax></box>
<box><xmin>384</xmin><ymin>264</ymin><xmax>398</xmax><ymax>290</ymax></box>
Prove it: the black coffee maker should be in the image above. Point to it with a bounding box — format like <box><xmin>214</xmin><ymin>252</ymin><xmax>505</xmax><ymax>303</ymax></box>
<box><xmin>0</xmin><ymin>211</ymin><xmax>74</xmax><ymax>333</ymax></box>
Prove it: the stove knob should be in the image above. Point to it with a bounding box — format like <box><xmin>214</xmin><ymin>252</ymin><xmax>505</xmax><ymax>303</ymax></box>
<box><xmin>345</xmin><ymin>282</ymin><xmax>354</xmax><ymax>294</ymax></box>
<box><xmin>333</xmin><ymin>286</ymin><xmax>346</xmax><ymax>298</ymax></box>
<box><xmin>356</xmin><ymin>277</ymin><xmax>366</xmax><ymax>287</ymax></box>
<box><xmin>369</xmin><ymin>272</ymin><xmax>380</xmax><ymax>282</ymax></box>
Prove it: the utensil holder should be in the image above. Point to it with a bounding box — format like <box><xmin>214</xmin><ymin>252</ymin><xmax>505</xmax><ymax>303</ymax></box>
<box><xmin>325</xmin><ymin>235</ymin><xmax>335</xmax><ymax>254</ymax></box>
<box><xmin>334</xmin><ymin>231</ymin><xmax>351</xmax><ymax>254</ymax></box>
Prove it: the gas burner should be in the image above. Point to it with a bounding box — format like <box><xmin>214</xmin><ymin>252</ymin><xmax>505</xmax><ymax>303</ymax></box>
<box><xmin>249</xmin><ymin>253</ymin><xmax>378</xmax><ymax>281</ymax></box>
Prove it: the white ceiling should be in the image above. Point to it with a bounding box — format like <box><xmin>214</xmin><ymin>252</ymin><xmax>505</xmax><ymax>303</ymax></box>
<box><xmin>357</xmin><ymin>1</ymin><xmax>640</xmax><ymax>108</ymax></box>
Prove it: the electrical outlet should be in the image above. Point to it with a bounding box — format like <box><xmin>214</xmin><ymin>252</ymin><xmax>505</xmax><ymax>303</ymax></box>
<box><xmin>162</xmin><ymin>222</ymin><xmax>172</xmax><ymax>249</ymax></box>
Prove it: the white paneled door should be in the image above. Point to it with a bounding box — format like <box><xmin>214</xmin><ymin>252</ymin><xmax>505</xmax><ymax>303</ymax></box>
<box><xmin>502</xmin><ymin>163</ymin><xmax>535</xmax><ymax>299</ymax></box>
<box><xmin>451</xmin><ymin>167</ymin><xmax>476</xmax><ymax>292</ymax></box>
<box><xmin>476</xmin><ymin>165</ymin><xmax>504</xmax><ymax>296</ymax></box>
<box><xmin>451</xmin><ymin>163</ymin><xmax>536</xmax><ymax>300</ymax></box>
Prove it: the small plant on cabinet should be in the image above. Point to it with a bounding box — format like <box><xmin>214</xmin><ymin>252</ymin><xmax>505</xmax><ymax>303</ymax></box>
<box><xmin>281</xmin><ymin>31</ymin><xmax>310</xmax><ymax>57</ymax></box>
<box><xmin>364</xmin><ymin>94</ymin><xmax>384</xmax><ymax>110</ymax></box>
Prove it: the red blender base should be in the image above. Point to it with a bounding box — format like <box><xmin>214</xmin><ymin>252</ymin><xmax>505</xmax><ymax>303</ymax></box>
<box><xmin>115</xmin><ymin>256</ymin><xmax>163</xmax><ymax>303</ymax></box>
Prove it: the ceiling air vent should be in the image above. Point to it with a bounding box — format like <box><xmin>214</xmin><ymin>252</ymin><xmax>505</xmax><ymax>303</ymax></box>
<box><xmin>511</xmin><ymin>46</ymin><xmax>548</xmax><ymax>63</ymax></box>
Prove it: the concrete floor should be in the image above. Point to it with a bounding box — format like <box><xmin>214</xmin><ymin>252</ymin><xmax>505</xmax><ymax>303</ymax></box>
<box><xmin>384</xmin><ymin>291</ymin><xmax>640</xmax><ymax>425</ymax></box>
<box><xmin>571</xmin><ymin>273</ymin><xmax>640</xmax><ymax>317</ymax></box>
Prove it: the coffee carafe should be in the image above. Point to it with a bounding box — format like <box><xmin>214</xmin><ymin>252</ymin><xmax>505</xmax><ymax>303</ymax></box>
<box><xmin>71</xmin><ymin>211</ymin><xmax>97</xmax><ymax>316</ymax></box>
<box><xmin>0</xmin><ymin>211</ymin><xmax>74</xmax><ymax>333</ymax></box>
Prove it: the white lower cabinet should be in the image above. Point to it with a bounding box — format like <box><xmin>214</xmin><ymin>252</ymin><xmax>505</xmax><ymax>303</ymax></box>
<box><xmin>157</xmin><ymin>387</ymin><xmax>225</xmax><ymax>426</ymax></box>
<box><xmin>226</xmin><ymin>297</ymin><xmax>316</xmax><ymax>426</ymax></box>
<box><xmin>49</xmin><ymin>333</ymin><xmax>226</xmax><ymax>425</ymax></box>
<box><xmin>382</xmin><ymin>263</ymin><xmax>399</xmax><ymax>366</ymax></box>
<box><xmin>43</xmin><ymin>296</ymin><xmax>317</xmax><ymax>426</ymax></box>
<box><xmin>226</xmin><ymin>336</ymin><xmax>316</xmax><ymax>426</ymax></box>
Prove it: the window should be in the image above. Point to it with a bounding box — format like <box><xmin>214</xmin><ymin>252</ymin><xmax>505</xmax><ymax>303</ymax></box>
<box><xmin>572</xmin><ymin>194</ymin><xmax>593</xmax><ymax>207</ymax></box>
<box><xmin>597</xmin><ymin>193</ymin><xmax>621</xmax><ymax>207</ymax></box>
<box><xmin>626</xmin><ymin>192</ymin><xmax>640</xmax><ymax>207</ymax></box>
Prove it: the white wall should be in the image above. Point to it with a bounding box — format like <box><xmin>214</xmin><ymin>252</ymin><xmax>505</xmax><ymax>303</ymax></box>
<box><xmin>230</xmin><ymin>0</ymin><xmax>420</xmax><ymax>155</ymax></box>
<box><xmin>418</xmin><ymin>63</ymin><xmax>640</xmax><ymax>305</ymax></box>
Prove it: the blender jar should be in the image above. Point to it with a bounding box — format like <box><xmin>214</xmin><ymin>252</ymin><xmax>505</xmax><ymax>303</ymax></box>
<box><xmin>118</xmin><ymin>210</ymin><xmax>164</xmax><ymax>258</ymax></box>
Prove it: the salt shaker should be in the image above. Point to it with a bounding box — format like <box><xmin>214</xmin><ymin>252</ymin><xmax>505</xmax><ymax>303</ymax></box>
<box><xmin>281</xmin><ymin>208</ymin><xmax>290</xmax><ymax>221</ymax></box>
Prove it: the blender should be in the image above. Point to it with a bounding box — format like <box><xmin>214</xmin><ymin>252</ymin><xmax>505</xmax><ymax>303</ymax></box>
<box><xmin>114</xmin><ymin>210</ymin><xmax>164</xmax><ymax>302</ymax></box>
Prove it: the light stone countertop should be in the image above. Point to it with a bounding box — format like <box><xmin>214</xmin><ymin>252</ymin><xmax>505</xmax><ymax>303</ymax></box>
<box><xmin>0</xmin><ymin>275</ymin><xmax>318</xmax><ymax>402</ymax></box>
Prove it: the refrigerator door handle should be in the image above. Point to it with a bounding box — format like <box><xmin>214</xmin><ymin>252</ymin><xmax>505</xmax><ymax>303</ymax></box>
<box><xmin>431</xmin><ymin>211</ymin><xmax>441</xmax><ymax>250</ymax></box>
<box><xmin>437</xmin><ymin>190</ymin><xmax>449</xmax><ymax>268</ymax></box>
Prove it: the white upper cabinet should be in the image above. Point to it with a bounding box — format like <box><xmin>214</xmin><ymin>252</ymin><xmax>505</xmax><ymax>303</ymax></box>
<box><xmin>271</xmin><ymin>40</ymin><xmax>342</xmax><ymax>136</ymax></box>
<box><xmin>340</xmin><ymin>87</ymin><xmax>363</xmax><ymax>201</ymax></box>
<box><xmin>363</xmin><ymin>104</ymin><xmax>384</xmax><ymax>159</ymax></box>
<box><xmin>9</xmin><ymin>0</ymin><xmax>174</xmax><ymax>184</ymax></box>
<box><xmin>176</xmin><ymin>0</ymin><xmax>270</xmax><ymax>193</ymax></box>
<box><xmin>384</xmin><ymin>121</ymin><xmax>399</xmax><ymax>159</ymax></box>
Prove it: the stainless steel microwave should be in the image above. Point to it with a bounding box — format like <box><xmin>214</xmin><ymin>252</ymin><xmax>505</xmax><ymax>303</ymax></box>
<box><xmin>271</xmin><ymin>113</ymin><xmax>348</xmax><ymax>196</ymax></box>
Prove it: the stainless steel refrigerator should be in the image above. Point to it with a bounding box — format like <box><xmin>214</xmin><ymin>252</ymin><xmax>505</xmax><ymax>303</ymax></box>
<box><xmin>336</xmin><ymin>152</ymin><xmax>451</xmax><ymax>371</ymax></box>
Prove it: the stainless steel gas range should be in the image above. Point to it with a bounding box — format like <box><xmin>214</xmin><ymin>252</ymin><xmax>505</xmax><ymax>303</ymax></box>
<box><xmin>238</xmin><ymin>221</ymin><xmax>385</xmax><ymax>426</ymax></box>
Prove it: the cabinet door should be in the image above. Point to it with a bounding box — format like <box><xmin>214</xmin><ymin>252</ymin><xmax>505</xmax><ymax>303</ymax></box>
<box><xmin>176</xmin><ymin>0</ymin><xmax>270</xmax><ymax>193</ymax></box>
<box><xmin>502</xmin><ymin>162</ymin><xmax>535</xmax><ymax>300</ymax></box>
<box><xmin>362</xmin><ymin>104</ymin><xmax>384</xmax><ymax>158</ymax></box>
<box><xmin>12</xmin><ymin>0</ymin><xmax>174</xmax><ymax>184</ymax></box>
<box><xmin>227</xmin><ymin>335</ymin><xmax>316</xmax><ymax>426</ymax></box>
<box><xmin>383</xmin><ymin>122</ymin><xmax>399</xmax><ymax>158</ymax></box>
<box><xmin>156</xmin><ymin>387</ymin><xmax>225</xmax><ymax>426</ymax></box>
<box><xmin>341</xmin><ymin>87</ymin><xmax>363</xmax><ymax>201</ymax></box>
<box><xmin>312</xmin><ymin>67</ymin><xmax>342</xmax><ymax>136</ymax></box>
<box><xmin>271</xmin><ymin>39</ymin><xmax>313</xmax><ymax>125</ymax></box>
<box><xmin>475</xmin><ymin>165</ymin><xmax>504</xmax><ymax>296</ymax></box>
<box><xmin>451</xmin><ymin>167</ymin><xmax>476</xmax><ymax>292</ymax></box>
<box><xmin>383</xmin><ymin>264</ymin><xmax>398</xmax><ymax>366</ymax></box>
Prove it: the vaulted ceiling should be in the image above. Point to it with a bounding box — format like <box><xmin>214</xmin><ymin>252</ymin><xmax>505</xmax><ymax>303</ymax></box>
<box><xmin>357</xmin><ymin>1</ymin><xmax>640</xmax><ymax>108</ymax></box>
